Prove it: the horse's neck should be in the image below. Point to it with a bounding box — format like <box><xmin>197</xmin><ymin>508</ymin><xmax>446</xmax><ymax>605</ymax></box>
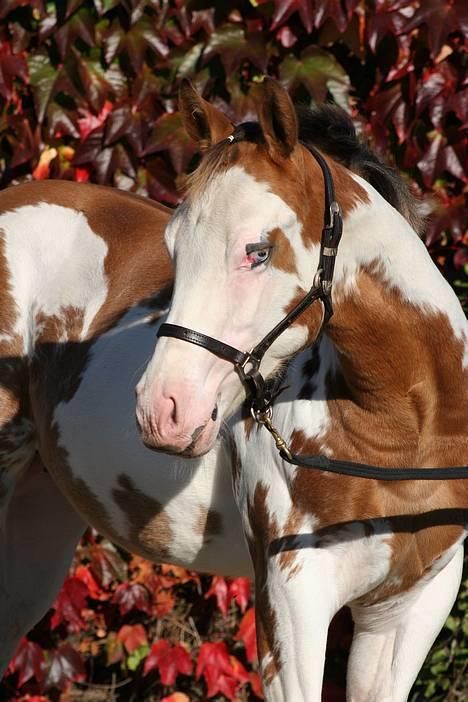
<box><xmin>283</xmin><ymin>179</ymin><xmax>467</xmax><ymax>467</ymax></box>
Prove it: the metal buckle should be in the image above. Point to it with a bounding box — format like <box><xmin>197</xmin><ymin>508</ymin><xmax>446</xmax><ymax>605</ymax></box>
<box><xmin>236</xmin><ymin>350</ymin><xmax>260</xmax><ymax>378</ymax></box>
<box><xmin>326</xmin><ymin>201</ymin><xmax>341</xmax><ymax>228</ymax></box>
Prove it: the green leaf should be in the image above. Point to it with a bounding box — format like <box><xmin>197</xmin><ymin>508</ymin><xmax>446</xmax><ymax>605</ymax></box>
<box><xmin>279</xmin><ymin>46</ymin><xmax>350</xmax><ymax>107</ymax></box>
<box><xmin>28</xmin><ymin>51</ymin><xmax>60</xmax><ymax>123</ymax></box>
<box><xmin>126</xmin><ymin>644</ymin><xmax>150</xmax><ymax>672</ymax></box>
<box><xmin>203</xmin><ymin>23</ymin><xmax>268</xmax><ymax>74</ymax></box>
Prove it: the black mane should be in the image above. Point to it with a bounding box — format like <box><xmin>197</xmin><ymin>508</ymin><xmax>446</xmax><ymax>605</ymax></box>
<box><xmin>296</xmin><ymin>104</ymin><xmax>423</xmax><ymax>234</ymax></box>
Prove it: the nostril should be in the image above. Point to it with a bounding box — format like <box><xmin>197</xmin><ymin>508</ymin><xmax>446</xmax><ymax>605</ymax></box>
<box><xmin>211</xmin><ymin>404</ymin><xmax>218</xmax><ymax>421</ymax></box>
<box><xmin>135</xmin><ymin>412</ymin><xmax>143</xmax><ymax>433</ymax></box>
<box><xmin>168</xmin><ymin>396</ymin><xmax>177</xmax><ymax>425</ymax></box>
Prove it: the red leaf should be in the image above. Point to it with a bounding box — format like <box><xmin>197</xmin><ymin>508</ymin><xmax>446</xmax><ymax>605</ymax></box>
<box><xmin>235</xmin><ymin>607</ymin><xmax>258</xmax><ymax>662</ymax></box>
<box><xmin>9</xmin><ymin>639</ymin><xmax>45</xmax><ymax>688</ymax></box>
<box><xmin>75</xmin><ymin>166</ymin><xmax>91</xmax><ymax>182</ymax></box>
<box><xmin>153</xmin><ymin>587</ymin><xmax>176</xmax><ymax>617</ymax></box>
<box><xmin>0</xmin><ymin>43</ymin><xmax>28</xmax><ymax>101</ymax></box>
<box><xmin>117</xmin><ymin>624</ymin><xmax>148</xmax><ymax>653</ymax></box>
<box><xmin>113</xmin><ymin>582</ymin><xmax>151</xmax><ymax>616</ymax></box>
<box><xmin>74</xmin><ymin>564</ymin><xmax>105</xmax><ymax>599</ymax></box>
<box><xmin>78</xmin><ymin>100</ymin><xmax>113</xmax><ymax>141</ymax></box>
<box><xmin>51</xmin><ymin>576</ymin><xmax>89</xmax><ymax>632</ymax></box>
<box><xmin>143</xmin><ymin>640</ymin><xmax>193</xmax><ymax>685</ymax></box>
<box><xmin>205</xmin><ymin>576</ymin><xmax>229</xmax><ymax>617</ymax></box>
<box><xmin>249</xmin><ymin>671</ymin><xmax>264</xmax><ymax>698</ymax></box>
<box><xmin>229</xmin><ymin>577</ymin><xmax>251</xmax><ymax>613</ymax></box>
<box><xmin>45</xmin><ymin>643</ymin><xmax>85</xmax><ymax>691</ymax></box>
<box><xmin>196</xmin><ymin>642</ymin><xmax>248</xmax><ymax>699</ymax></box>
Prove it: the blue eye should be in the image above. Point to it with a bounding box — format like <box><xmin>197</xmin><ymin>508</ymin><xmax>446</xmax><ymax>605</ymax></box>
<box><xmin>246</xmin><ymin>245</ymin><xmax>272</xmax><ymax>268</ymax></box>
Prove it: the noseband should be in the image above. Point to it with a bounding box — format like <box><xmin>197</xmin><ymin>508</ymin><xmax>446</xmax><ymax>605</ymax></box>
<box><xmin>158</xmin><ymin>140</ymin><xmax>468</xmax><ymax>481</ymax></box>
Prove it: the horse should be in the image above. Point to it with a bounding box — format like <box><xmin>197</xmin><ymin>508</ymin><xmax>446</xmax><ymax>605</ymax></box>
<box><xmin>136</xmin><ymin>79</ymin><xmax>468</xmax><ymax>701</ymax></box>
<box><xmin>0</xmin><ymin>181</ymin><xmax>252</xmax><ymax>674</ymax></box>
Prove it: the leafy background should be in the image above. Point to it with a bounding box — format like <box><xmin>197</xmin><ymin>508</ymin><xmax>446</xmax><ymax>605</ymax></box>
<box><xmin>0</xmin><ymin>0</ymin><xmax>466</xmax><ymax>700</ymax></box>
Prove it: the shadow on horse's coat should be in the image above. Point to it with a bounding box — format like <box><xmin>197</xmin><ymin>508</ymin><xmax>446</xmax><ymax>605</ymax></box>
<box><xmin>0</xmin><ymin>80</ymin><xmax>466</xmax><ymax>701</ymax></box>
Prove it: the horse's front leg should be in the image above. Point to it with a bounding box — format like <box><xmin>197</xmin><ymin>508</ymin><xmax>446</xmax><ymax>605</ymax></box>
<box><xmin>238</xmin><ymin>478</ymin><xmax>337</xmax><ymax>702</ymax></box>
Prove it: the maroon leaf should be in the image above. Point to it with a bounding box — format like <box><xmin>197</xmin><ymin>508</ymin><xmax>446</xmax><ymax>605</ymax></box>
<box><xmin>8</xmin><ymin>639</ymin><xmax>45</xmax><ymax>688</ymax></box>
<box><xmin>113</xmin><ymin>582</ymin><xmax>151</xmax><ymax>615</ymax></box>
<box><xmin>0</xmin><ymin>43</ymin><xmax>28</xmax><ymax>101</ymax></box>
<box><xmin>271</xmin><ymin>0</ymin><xmax>314</xmax><ymax>34</ymax></box>
<box><xmin>417</xmin><ymin>131</ymin><xmax>465</xmax><ymax>187</ymax></box>
<box><xmin>366</xmin><ymin>1</ymin><xmax>411</xmax><ymax>53</ymax></box>
<box><xmin>51</xmin><ymin>576</ymin><xmax>89</xmax><ymax>632</ymax></box>
<box><xmin>55</xmin><ymin>7</ymin><xmax>95</xmax><ymax>59</ymax></box>
<box><xmin>44</xmin><ymin>643</ymin><xmax>85</xmax><ymax>691</ymax></box>
<box><xmin>87</xmin><ymin>541</ymin><xmax>128</xmax><ymax>586</ymax></box>
<box><xmin>314</xmin><ymin>0</ymin><xmax>353</xmax><ymax>34</ymax></box>
<box><xmin>402</xmin><ymin>0</ymin><xmax>468</xmax><ymax>57</ymax></box>
<box><xmin>143</xmin><ymin>639</ymin><xmax>193</xmax><ymax>685</ymax></box>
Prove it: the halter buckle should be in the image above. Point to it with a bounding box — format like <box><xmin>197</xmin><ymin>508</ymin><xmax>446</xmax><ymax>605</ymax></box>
<box><xmin>327</xmin><ymin>201</ymin><xmax>341</xmax><ymax>228</ymax></box>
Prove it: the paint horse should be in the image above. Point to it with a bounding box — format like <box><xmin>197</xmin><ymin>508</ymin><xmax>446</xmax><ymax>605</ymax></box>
<box><xmin>0</xmin><ymin>182</ymin><xmax>252</xmax><ymax>675</ymax></box>
<box><xmin>0</xmin><ymin>77</ymin><xmax>465</xmax><ymax>701</ymax></box>
<box><xmin>137</xmin><ymin>80</ymin><xmax>467</xmax><ymax>701</ymax></box>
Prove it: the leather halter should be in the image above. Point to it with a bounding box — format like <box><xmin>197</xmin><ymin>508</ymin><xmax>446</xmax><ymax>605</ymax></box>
<box><xmin>158</xmin><ymin>140</ymin><xmax>468</xmax><ymax>481</ymax></box>
<box><xmin>159</xmin><ymin>144</ymin><xmax>340</xmax><ymax>414</ymax></box>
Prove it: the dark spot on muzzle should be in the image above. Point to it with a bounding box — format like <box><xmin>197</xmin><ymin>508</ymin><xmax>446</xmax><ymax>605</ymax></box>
<box><xmin>191</xmin><ymin>424</ymin><xmax>206</xmax><ymax>443</ymax></box>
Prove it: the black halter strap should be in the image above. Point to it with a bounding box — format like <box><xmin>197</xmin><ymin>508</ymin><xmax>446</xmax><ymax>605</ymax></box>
<box><xmin>157</xmin><ymin>142</ymin><xmax>468</xmax><ymax>481</ymax></box>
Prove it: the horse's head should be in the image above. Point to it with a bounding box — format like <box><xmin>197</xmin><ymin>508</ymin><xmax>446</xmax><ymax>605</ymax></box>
<box><xmin>136</xmin><ymin>79</ymin><xmax>332</xmax><ymax>456</ymax></box>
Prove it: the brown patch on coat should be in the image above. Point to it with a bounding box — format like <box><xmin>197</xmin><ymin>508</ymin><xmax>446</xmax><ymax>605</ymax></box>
<box><xmin>279</xmin><ymin>264</ymin><xmax>467</xmax><ymax>601</ymax></box>
<box><xmin>113</xmin><ymin>474</ymin><xmax>173</xmax><ymax>560</ymax></box>
<box><xmin>267</xmin><ymin>227</ymin><xmax>297</xmax><ymax>274</ymax></box>
<box><xmin>247</xmin><ymin>482</ymin><xmax>282</xmax><ymax>686</ymax></box>
<box><xmin>0</xmin><ymin>180</ymin><xmax>172</xmax><ymax>488</ymax></box>
<box><xmin>195</xmin><ymin>505</ymin><xmax>223</xmax><ymax>544</ymax></box>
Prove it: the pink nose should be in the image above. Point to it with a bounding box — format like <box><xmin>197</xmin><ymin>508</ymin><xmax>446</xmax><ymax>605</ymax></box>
<box><xmin>136</xmin><ymin>384</ymin><xmax>216</xmax><ymax>454</ymax></box>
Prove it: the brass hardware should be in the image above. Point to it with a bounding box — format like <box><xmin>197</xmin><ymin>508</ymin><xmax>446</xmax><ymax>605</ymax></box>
<box><xmin>253</xmin><ymin>407</ymin><xmax>293</xmax><ymax>461</ymax></box>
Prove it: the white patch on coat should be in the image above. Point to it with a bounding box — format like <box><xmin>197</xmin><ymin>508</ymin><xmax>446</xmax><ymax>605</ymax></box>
<box><xmin>53</xmin><ymin>303</ymin><xmax>252</xmax><ymax>577</ymax></box>
<box><xmin>336</xmin><ymin>176</ymin><xmax>468</xmax><ymax>363</ymax></box>
<box><xmin>0</xmin><ymin>203</ymin><xmax>108</xmax><ymax>354</ymax></box>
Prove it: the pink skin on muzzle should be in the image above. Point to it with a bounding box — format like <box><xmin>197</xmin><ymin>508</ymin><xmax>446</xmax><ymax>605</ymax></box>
<box><xmin>135</xmin><ymin>339</ymin><xmax>238</xmax><ymax>456</ymax></box>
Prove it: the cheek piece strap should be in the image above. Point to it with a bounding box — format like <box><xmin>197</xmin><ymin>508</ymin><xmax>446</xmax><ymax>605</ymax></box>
<box><xmin>157</xmin><ymin>141</ymin><xmax>468</xmax><ymax>482</ymax></box>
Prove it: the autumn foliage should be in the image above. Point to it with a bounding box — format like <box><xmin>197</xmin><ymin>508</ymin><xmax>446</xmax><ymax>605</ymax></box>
<box><xmin>0</xmin><ymin>0</ymin><xmax>467</xmax><ymax>700</ymax></box>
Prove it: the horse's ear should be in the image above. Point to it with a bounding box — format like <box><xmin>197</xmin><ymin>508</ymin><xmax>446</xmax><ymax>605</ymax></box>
<box><xmin>179</xmin><ymin>80</ymin><xmax>234</xmax><ymax>150</ymax></box>
<box><xmin>256</xmin><ymin>77</ymin><xmax>298</xmax><ymax>159</ymax></box>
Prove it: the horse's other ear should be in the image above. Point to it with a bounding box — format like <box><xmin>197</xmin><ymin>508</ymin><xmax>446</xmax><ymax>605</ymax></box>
<box><xmin>179</xmin><ymin>80</ymin><xmax>234</xmax><ymax>150</ymax></box>
<box><xmin>256</xmin><ymin>77</ymin><xmax>298</xmax><ymax>160</ymax></box>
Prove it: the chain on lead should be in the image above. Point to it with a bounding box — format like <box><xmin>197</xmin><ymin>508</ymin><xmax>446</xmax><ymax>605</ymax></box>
<box><xmin>251</xmin><ymin>405</ymin><xmax>293</xmax><ymax>461</ymax></box>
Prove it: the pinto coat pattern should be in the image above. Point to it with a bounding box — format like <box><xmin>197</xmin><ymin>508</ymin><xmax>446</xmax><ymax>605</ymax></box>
<box><xmin>138</xmin><ymin>80</ymin><xmax>467</xmax><ymax>701</ymax></box>
<box><xmin>0</xmin><ymin>80</ymin><xmax>466</xmax><ymax>701</ymax></box>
